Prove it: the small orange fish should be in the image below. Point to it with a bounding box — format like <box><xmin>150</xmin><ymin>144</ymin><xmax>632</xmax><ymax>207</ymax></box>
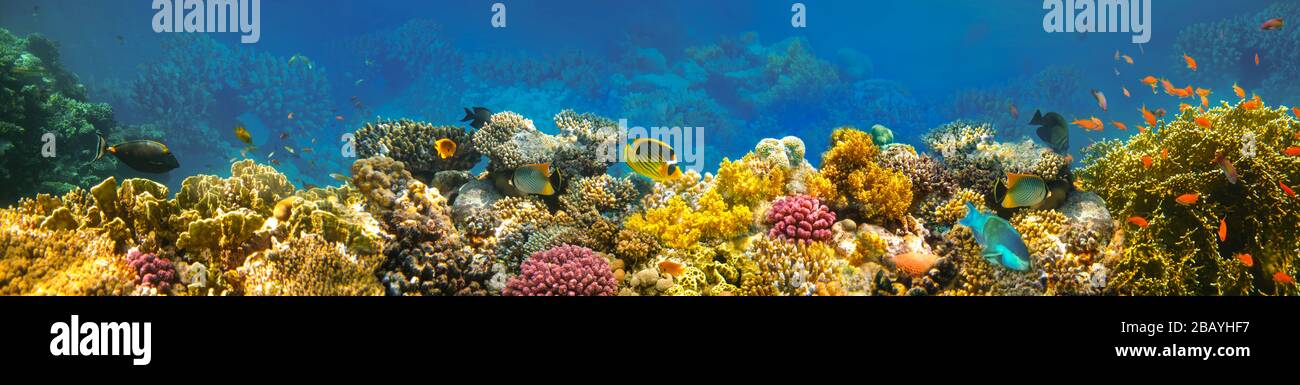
<box><xmin>1138</xmin><ymin>125</ymin><xmax>1149</xmax><ymax>134</ymax></box>
<box><xmin>1236</xmin><ymin>253</ymin><xmax>1253</xmax><ymax>267</ymax></box>
<box><xmin>1293</xmin><ymin>107</ymin><xmax>1299</xmax><ymax>119</ymax></box>
<box><xmin>1111</xmin><ymin>121</ymin><xmax>1128</xmax><ymax>131</ymax></box>
<box><xmin>1161</xmin><ymin>79</ymin><xmax>1176</xmax><ymax>94</ymax></box>
<box><xmin>1218</xmin><ymin>217</ymin><xmax>1227</xmax><ymax>242</ymax></box>
<box><xmin>1233</xmin><ymin>82</ymin><xmax>1245</xmax><ymax>98</ymax></box>
<box><xmin>270</xmin><ymin>159</ymin><xmax>281</xmax><ymax>166</ymax></box>
<box><xmin>1242</xmin><ymin>95</ymin><xmax>1262</xmax><ymax>111</ymax></box>
<box><xmin>1122</xmin><ymin>54</ymin><xmax>1134</xmax><ymax>65</ymax></box>
<box><xmin>1276</xmin><ymin>272</ymin><xmax>1294</xmax><ymax>284</ymax></box>
<box><xmin>287</xmin><ymin>112</ymin><xmax>295</xmax><ymax>120</ymax></box>
<box><xmin>1179</xmin><ymin>103</ymin><xmax>1194</xmax><ymax>112</ymax></box>
<box><xmin>1282</xmin><ymin>182</ymin><xmax>1297</xmax><ymax>197</ymax></box>
<box><xmin>658</xmin><ymin>260</ymin><xmax>686</xmax><ymax>276</ymax></box>
<box><xmin>1127</xmin><ymin>216</ymin><xmax>1149</xmax><ymax>228</ymax></box>
<box><xmin>1175</xmin><ymin>193</ymin><xmax>1199</xmax><ymax>205</ymax></box>
<box><xmin>1092</xmin><ymin>89</ymin><xmax>1108</xmax><ymax>111</ymax></box>
<box><xmin>1122</xmin><ymin>86</ymin><xmax>1131</xmax><ymax>98</ymax></box>
<box><xmin>1009</xmin><ymin>102</ymin><xmax>1019</xmax><ymax>120</ymax></box>
<box><xmin>1161</xmin><ymin>148</ymin><xmax>1169</xmax><ymax>159</ymax></box>
<box><xmin>1285</xmin><ymin>147</ymin><xmax>1300</xmax><ymax>156</ymax></box>
<box><xmin>1195</xmin><ymin>88</ymin><xmax>1211</xmax><ymax>97</ymax></box>
<box><xmin>1195</xmin><ymin>116</ymin><xmax>1212</xmax><ymax>128</ymax></box>
<box><xmin>1200</xmin><ymin>95</ymin><xmax>1209</xmax><ymax>108</ymax></box>
<box><xmin>1140</xmin><ymin>106</ymin><xmax>1157</xmax><ymax>126</ymax></box>
<box><xmin>1261</xmin><ymin>17</ymin><xmax>1284</xmax><ymax>31</ymax></box>
<box><xmin>1141</xmin><ymin>155</ymin><xmax>1153</xmax><ymax>168</ymax></box>
<box><xmin>1183</xmin><ymin>54</ymin><xmax>1197</xmax><ymax>71</ymax></box>
<box><xmin>1255</xmin><ymin>53</ymin><xmax>1260</xmax><ymax>66</ymax></box>
<box><xmin>1140</xmin><ymin>76</ymin><xmax>1159</xmax><ymax>93</ymax></box>
<box><xmin>1072</xmin><ymin>117</ymin><xmax>1103</xmax><ymax>131</ymax></box>
<box><xmin>1154</xmin><ymin>108</ymin><xmax>1167</xmax><ymax>117</ymax></box>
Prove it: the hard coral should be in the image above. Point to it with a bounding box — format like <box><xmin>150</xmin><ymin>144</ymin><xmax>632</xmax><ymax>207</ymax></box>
<box><xmin>813</xmin><ymin>127</ymin><xmax>913</xmax><ymax>225</ymax></box>
<box><xmin>504</xmin><ymin>245</ymin><xmax>617</xmax><ymax>296</ymax></box>
<box><xmin>766</xmin><ymin>195</ymin><xmax>835</xmax><ymax>243</ymax></box>
<box><xmin>624</xmin><ymin>190</ymin><xmax>752</xmax><ymax>249</ymax></box>
<box><xmin>354</xmin><ymin>119</ymin><xmax>481</xmax><ymax>181</ymax></box>
<box><xmin>1081</xmin><ymin>101</ymin><xmax>1300</xmax><ymax>295</ymax></box>
<box><xmin>126</xmin><ymin>247</ymin><xmax>179</xmax><ymax>294</ymax></box>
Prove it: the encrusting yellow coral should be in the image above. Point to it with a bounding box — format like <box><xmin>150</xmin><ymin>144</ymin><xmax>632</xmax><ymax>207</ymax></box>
<box><xmin>625</xmin><ymin>190</ymin><xmax>751</xmax><ymax>249</ymax></box>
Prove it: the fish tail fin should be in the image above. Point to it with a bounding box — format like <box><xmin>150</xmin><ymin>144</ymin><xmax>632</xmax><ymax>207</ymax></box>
<box><xmin>461</xmin><ymin>108</ymin><xmax>475</xmax><ymax>122</ymax></box>
<box><xmin>960</xmin><ymin>202</ymin><xmax>980</xmax><ymax>227</ymax></box>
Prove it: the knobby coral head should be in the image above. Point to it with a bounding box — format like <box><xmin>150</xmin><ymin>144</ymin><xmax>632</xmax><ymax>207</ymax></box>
<box><xmin>126</xmin><ymin>247</ymin><xmax>179</xmax><ymax>294</ymax></box>
<box><xmin>504</xmin><ymin>244</ymin><xmax>617</xmax><ymax>296</ymax></box>
<box><xmin>767</xmin><ymin>195</ymin><xmax>835</xmax><ymax>243</ymax></box>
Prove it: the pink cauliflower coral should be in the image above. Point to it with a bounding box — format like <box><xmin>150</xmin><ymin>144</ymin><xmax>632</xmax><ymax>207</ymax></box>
<box><xmin>766</xmin><ymin>195</ymin><xmax>836</xmax><ymax>243</ymax></box>
<box><xmin>505</xmin><ymin>245</ymin><xmax>617</xmax><ymax>296</ymax></box>
<box><xmin>126</xmin><ymin>248</ymin><xmax>179</xmax><ymax>293</ymax></box>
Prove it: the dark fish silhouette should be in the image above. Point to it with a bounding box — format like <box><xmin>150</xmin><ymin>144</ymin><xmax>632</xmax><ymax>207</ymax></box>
<box><xmin>1030</xmin><ymin>110</ymin><xmax>1069</xmax><ymax>154</ymax></box>
<box><xmin>461</xmin><ymin>107</ymin><xmax>491</xmax><ymax>129</ymax></box>
<box><xmin>94</xmin><ymin>135</ymin><xmax>180</xmax><ymax>173</ymax></box>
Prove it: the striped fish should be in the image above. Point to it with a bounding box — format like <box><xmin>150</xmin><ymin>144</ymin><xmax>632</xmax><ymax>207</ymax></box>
<box><xmin>625</xmin><ymin>138</ymin><xmax>683</xmax><ymax>181</ymax></box>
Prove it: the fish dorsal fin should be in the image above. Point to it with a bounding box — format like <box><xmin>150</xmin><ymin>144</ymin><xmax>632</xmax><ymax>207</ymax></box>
<box><xmin>527</xmin><ymin>163</ymin><xmax>551</xmax><ymax>176</ymax></box>
<box><xmin>1005</xmin><ymin>173</ymin><xmax>1036</xmax><ymax>188</ymax></box>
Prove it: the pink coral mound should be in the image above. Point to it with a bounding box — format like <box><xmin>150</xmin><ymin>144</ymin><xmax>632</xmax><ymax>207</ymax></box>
<box><xmin>766</xmin><ymin>195</ymin><xmax>836</xmax><ymax>243</ymax></box>
<box><xmin>505</xmin><ymin>245</ymin><xmax>617</xmax><ymax>296</ymax></box>
<box><xmin>126</xmin><ymin>248</ymin><xmax>179</xmax><ymax>293</ymax></box>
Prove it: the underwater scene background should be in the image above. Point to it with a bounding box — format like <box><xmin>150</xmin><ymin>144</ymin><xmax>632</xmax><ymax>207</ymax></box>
<box><xmin>1</xmin><ymin>0</ymin><xmax>1298</xmax><ymax>296</ymax></box>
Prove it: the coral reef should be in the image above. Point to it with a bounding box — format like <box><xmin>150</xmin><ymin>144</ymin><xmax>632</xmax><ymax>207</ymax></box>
<box><xmin>809</xmin><ymin>127</ymin><xmax>913</xmax><ymax>225</ymax></box>
<box><xmin>354</xmin><ymin>119</ymin><xmax>481</xmax><ymax>182</ymax></box>
<box><xmin>126</xmin><ymin>248</ymin><xmax>179</xmax><ymax>295</ymax></box>
<box><xmin>1080</xmin><ymin>100</ymin><xmax>1300</xmax><ymax>295</ymax></box>
<box><xmin>765</xmin><ymin>195</ymin><xmax>836</xmax><ymax>243</ymax></box>
<box><xmin>504</xmin><ymin>245</ymin><xmax>617</xmax><ymax>296</ymax></box>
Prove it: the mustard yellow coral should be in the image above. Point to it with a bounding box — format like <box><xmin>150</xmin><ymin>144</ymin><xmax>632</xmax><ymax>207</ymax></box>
<box><xmin>714</xmin><ymin>153</ymin><xmax>788</xmax><ymax>208</ymax></box>
<box><xmin>625</xmin><ymin>190</ymin><xmax>752</xmax><ymax>249</ymax></box>
<box><xmin>817</xmin><ymin>127</ymin><xmax>913</xmax><ymax>225</ymax></box>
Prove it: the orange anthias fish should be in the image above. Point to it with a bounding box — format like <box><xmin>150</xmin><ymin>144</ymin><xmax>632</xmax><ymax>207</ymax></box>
<box><xmin>1196</xmin><ymin>88</ymin><xmax>1211</xmax><ymax>107</ymax></box>
<box><xmin>1218</xmin><ymin>217</ymin><xmax>1228</xmax><ymax>242</ymax></box>
<box><xmin>658</xmin><ymin>260</ymin><xmax>686</xmax><ymax>277</ymax></box>
<box><xmin>1175</xmin><ymin>193</ymin><xmax>1200</xmax><ymax>205</ymax></box>
<box><xmin>287</xmin><ymin>112</ymin><xmax>295</xmax><ymax>120</ymax></box>
<box><xmin>1161</xmin><ymin>79</ymin><xmax>1176</xmax><ymax>95</ymax></box>
<box><xmin>1161</xmin><ymin>148</ymin><xmax>1169</xmax><ymax>159</ymax></box>
<box><xmin>1122</xmin><ymin>86</ymin><xmax>1131</xmax><ymax>98</ymax></box>
<box><xmin>1195</xmin><ymin>116</ymin><xmax>1212</xmax><ymax>128</ymax></box>
<box><xmin>1293</xmin><ymin>107</ymin><xmax>1299</xmax><ymax>118</ymax></box>
<box><xmin>1140</xmin><ymin>106</ymin><xmax>1157</xmax><ymax>126</ymax></box>
<box><xmin>1140</xmin><ymin>76</ymin><xmax>1159</xmax><ymax>93</ymax></box>
<box><xmin>1260</xmin><ymin>17</ymin><xmax>1284</xmax><ymax>31</ymax></box>
<box><xmin>1111</xmin><ymin>121</ymin><xmax>1128</xmax><ymax>131</ymax></box>
<box><xmin>1233</xmin><ymin>82</ymin><xmax>1246</xmax><ymax>98</ymax></box>
<box><xmin>1122</xmin><ymin>54</ymin><xmax>1134</xmax><ymax>65</ymax></box>
<box><xmin>1276</xmin><ymin>272</ymin><xmax>1295</xmax><ymax>284</ymax></box>
<box><xmin>1179</xmin><ymin>103</ymin><xmax>1194</xmax><ymax>112</ymax></box>
<box><xmin>1283</xmin><ymin>181</ymin><xmax>1297</xmax><ymax>197</ymax></box>
<box><xmin>1255</xmin><ymin>53</ymin><xmax>1260</xmax><ymax>66</ymax></box>
<box><xmin>1287</xmin><ymin>147</ymin><xmax>1300</xmax><ymax>156</ymax></box>
<box><xmin>1073</xmin><ymin>117</ymin><xmax>1104</xmax><ymax>131</ymax></box>
<box><xmin>1009</xmin><ymin>101</ymin><xmax>1019</xmax><ymax>120</ymax></box>
<box><xmin>1183</xmin><ymin>54</ymin><xmax>1198</xmax><ymax>71</ymax></box>
<box><xmin>1214</xmin><ymin>152</ymin><xmax>1238</xmax><ymax>184</ymax></box>
<box><xmin>1242</xmin><ymin>94</ymin><xmax>1262</xmax><ymax>110</ymax></box>
<box><xmin>1141</xmin><ymin>155</ymin><xmax>1153</xmax><ymax>168</ymax></box>
<box><xmin>1127</xmin><ymin>216</ymin><xmax>1149</xmax><ymax>228</ymax></box>
<box><xmin>1236</xmin><ymin>253</ymin><xmax>1253</xmax><ymax>267</ymax></box>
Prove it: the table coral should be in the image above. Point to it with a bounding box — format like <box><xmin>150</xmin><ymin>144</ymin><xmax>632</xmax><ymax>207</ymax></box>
<box><xmin>1080</xmin><ymin>100</ymin><xmax>1300</xmax><ymax>295</ymax></box>
<box><xmin>354</xmin><ymin>119</ymin><xmax>482</xmax><ymax>181</ymax></box>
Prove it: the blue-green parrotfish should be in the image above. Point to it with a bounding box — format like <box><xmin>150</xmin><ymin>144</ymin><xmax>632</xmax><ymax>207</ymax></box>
<box><xmin>959</xmin><ymin>202</ymin><xmax>1032</xmax><ymax>271</ymax></box>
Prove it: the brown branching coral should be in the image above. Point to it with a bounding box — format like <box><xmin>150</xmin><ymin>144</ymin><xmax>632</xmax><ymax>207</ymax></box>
<box><xmin>238</xmin><ymin>234</ymin><xmax>384</xmax><ymax>296</ymax></box>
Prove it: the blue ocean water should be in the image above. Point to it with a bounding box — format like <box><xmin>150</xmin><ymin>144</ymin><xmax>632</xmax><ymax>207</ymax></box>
<box><xmin>0</xmin><ymin>0</ymin><xmax>1288</xmax><ymax>189</ymax></box>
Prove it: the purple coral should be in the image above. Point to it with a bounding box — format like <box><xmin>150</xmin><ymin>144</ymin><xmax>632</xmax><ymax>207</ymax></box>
<box><xmin>504</xmin><ymin>245</ymin><xmax>617</xmax><ymax>296</ymax></box>
<box><xmin>766</xmin><ymin>195</ymin><xmax>836</xmax><ymax>243</ymax></box>
<box><xmin>126</xmin><ymin>248</ymin><xmax>179</xmax><ymax>293</ymax></box>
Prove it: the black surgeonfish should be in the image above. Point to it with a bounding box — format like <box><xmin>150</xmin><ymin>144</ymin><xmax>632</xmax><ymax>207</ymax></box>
<box><xmin>1030</xmin><ymin>110</ymin><xmax>1069</xmax><ymax>154</ymax></box>
<box><xmin>93</xmin><ymin>134</ymin><xmax>180</xmax><ymax>173</ymax></box>
<box><xmin>461</xmin><ymin>107</ymin><xmax>492</xmax><ymax>129</ymax></box>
